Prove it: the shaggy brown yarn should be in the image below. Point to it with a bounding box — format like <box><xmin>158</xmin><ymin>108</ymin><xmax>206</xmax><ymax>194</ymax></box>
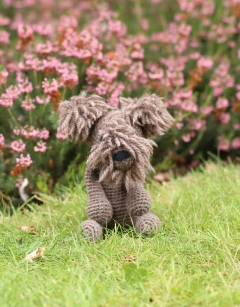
<box><xmin>58</xmin><ymin>91</ymin><xmax>112</xmax><ymax>142</ymax></box>
<box><xmin>87</xmin><ymin>109</ymin><xmax>156</xmax><ymax>191</ymax></box>
<box><xmin>121</xmin><ymin>94</ymin><xmax>174</xmax><ymax>138</ymax></box>
<box><xmin>58</xmin><ymin>92</ymin><xmax>174</xmax><ymax>241</ymax></box>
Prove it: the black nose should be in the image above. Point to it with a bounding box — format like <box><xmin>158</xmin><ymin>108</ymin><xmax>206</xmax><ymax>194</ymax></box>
<box><xmin>113</xmin><ymin>150</ymin><xmax>130</xmax><ymax>162</ymax></box>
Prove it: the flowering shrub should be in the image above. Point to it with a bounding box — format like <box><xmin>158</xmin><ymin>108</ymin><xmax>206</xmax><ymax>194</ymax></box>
<box><xmin>0</xmin><ymin>0</ymin><xmax>239</xmax><ymax>203</ymax></box>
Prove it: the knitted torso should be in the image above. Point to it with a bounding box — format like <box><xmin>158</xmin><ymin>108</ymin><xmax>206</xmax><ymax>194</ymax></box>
<box><xmin>101</xmin><ymin>181</ymin><xmax>131</xmax><ymax>225</ymax></box>
<box><xmin>85</xmin><ymin>165</ymin><xmax>131</xmax><ymax>225</ymax></box>
<box><xmin>85</xmin><ymin>164</ymin><xmax>153</xmax><ymax>227</ymax></box>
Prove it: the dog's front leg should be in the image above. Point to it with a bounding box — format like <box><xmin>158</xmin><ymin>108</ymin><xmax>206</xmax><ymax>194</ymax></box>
<box><xmin>126</xmin><ymin>182</ymin><xmax>151</xmax><ymax>216</ymax></box>
<box><xmin>126</xmin><ymin>182</ymin><xmax>161</xmax><ymax>235</ymax></box>
<box><xmin>81</xmin><ymin>166</ymin><xmax>113</xmax><ymax>241</ymax></box>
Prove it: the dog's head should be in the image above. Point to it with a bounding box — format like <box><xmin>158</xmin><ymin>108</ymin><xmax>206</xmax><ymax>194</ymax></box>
<box><xmin>58</xmin><ymin>92</ymin><xmax>174</xmax><ymax>189</ymax></box>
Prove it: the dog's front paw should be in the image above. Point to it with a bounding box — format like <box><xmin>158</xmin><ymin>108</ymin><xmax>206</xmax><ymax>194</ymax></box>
<box><xmin>81</xmin><ymin>219</ymin><xmax>103</xmax><ymax>241</ymax></box>
<box><xmin>134</xmin><ymin>213</ymin><xmax>161</xmax><ymax>236</ymax></box>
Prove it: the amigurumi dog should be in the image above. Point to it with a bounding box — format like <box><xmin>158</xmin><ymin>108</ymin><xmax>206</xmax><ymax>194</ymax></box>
<box><xmin>58</xmin><ymin>92</ymin><xmax>174</xmax><ymax>241</ymax></box>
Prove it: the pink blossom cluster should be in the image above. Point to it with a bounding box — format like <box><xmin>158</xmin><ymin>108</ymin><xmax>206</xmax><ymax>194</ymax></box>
<box><xmin>16</xmin><ymin>154</ymin><xmax>32</xmax><ymax>169</ymax></box>
<box><xmin>0</xmin><ymin>69</ymin><xmax>8</xmax><ymax>84</ymax></box>
<box><xmin>210</xmin><ymin>61</ymin><xmax>235</xmax><ymax>97</ymax></box>
<box><xmin>0</xmin><ymin>31</ymin><xmax>10</xmax><ymax>45</ymax></box>
<box><xmin>0</xmin><ymin>134</ymin><xmax>4</xmax><ymax>149</ymax></box>
<box><xmin>13</xmin><ymin>126</ymin><xmax>49</xmax><ymax>140</ymax></box>
<box><xmin>11</xmin><ymin>139</ymin><xmax>26</xmax><ymax>153</ymax></box>
<box><xmin>34</xmin><ymin>141</ymin><xmax>47</xmax><ymax>153</ymax></box>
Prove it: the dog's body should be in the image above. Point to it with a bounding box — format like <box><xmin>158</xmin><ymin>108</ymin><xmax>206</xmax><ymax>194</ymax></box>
<box><xmin>58</xmin><ymin>92</ymin><xmax>174</xmax><ymax>241</ymax></box>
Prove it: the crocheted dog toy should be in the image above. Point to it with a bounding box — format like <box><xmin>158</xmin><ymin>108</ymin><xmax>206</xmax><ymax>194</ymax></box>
<box><xmin>58</xmin><ymin>92</ymin><xmax>174</xmax><ymax>241</ymax></box>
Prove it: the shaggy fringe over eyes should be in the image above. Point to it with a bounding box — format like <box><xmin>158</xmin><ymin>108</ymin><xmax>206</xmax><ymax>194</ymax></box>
<box><xmin>58</xmin><ymin>91</ymin><xmax>111</xmax><ymax>142</ymax></box>
<box><xmin>87</xmin><ymin>121</ymin><xmax>156</xmax><ymax>190</ymax></box>
<box><xmin>121</xmin><ymin>94</ymin><xmax>175</xmax><ymax>138</ymax></box>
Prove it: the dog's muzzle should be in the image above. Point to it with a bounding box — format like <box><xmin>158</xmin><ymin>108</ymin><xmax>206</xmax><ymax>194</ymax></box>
<box><xmin>113</xmin><ymin>150</ymin><xmax>130</xmax><ymax>162</ymax></box>
<box><xmin>113</xmin><ymin>150</ymin><xmax>134</xmax><ymax>170</ymax></box>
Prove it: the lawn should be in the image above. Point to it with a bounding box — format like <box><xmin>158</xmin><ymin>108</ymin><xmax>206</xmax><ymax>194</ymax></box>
<box><xmin>1</xmin><ymin>162</ymin><xmax>240</xmax><ymax>307</ymax></box>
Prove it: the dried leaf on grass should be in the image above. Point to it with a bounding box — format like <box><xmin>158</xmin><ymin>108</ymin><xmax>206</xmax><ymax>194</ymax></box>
<box><xmin>21</xmin><ymin>225</ymin><xmax>37</xmax><ymax>234</ymax></box>
<box><xmin>25</xmin><ymin>248</ymin><xmax>46</xmax><ymax>262</ymax></box>
<box><xmin>123</xmin><ymin>255</ymin><xmax>136</xmax><ymax>262</ymax></box>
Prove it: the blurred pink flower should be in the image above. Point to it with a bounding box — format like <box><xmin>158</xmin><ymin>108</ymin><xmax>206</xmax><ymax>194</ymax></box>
<box><xmin>18</xmin><ymin>80</ymin><xmax>33</xmax><ymax>94</ymax></box>
<box><xmin>0</xmin><ymin>134</ymin><xmax>4</xmax><ymax>149</ymax></box>
<box><xmin>22</xmin><ymin>97</ymin><xmax>36</xmax><ymax>111</ymax></box>
<box><xmin>140</xmin><ymin>19</ymin><xmax>149</xmax><ymax>30</ymax></box>
<box><xmin>182</xmin><ymin>134</ymin><xmax>191</xmax><ymax>142</ymax></box>
<box><xmin>178</xmin><ymin>23</ymin><xmax>192</xmax><ymax>37</ymax></box>
<box><xmin>108</xmin><ymin>20</ymin><xmax>127</xmax><ymax>38</ymax></box>
<box><xmin>219</xmin><ymin>113</ymin><xmax>231</xmax><ymax>124</ymax></box>
<box><xmin>0</xmin><ymin>31</ymin><xmax>10</xmax><ymax>44</ymax></box>
<box><xmin>0</xmin><ymin>69</ymin><xmax>8</xmax><ymax>85</ymax></box>
<box><xmin>236</xmin><ymin>92</ymin><xmax>240</xmax><ymax>100</ymax></box>
<box><xmin>35</xmin><ymin>96</ymin><xmax>50</xmax><ymax>104</ymax></box>
<box><xmin>148</xmin><ymin>67</ymin><xmax>164</xmax><ymax>80</ymax></box>
<box><xmin>197</xmin><ymin>57</ymin><xmax>213</xmax><ymax>70</ymax></box>
<box><xmin>216</xmin><ymin>97</ymin><xmax>229</xmax><ymax>108</ymax></box>
<box><xmin>232</xmin><ymin>138</ymin><xmax>240</xmax><ymax>149</ymax></box>
<box><xmin>15</xmin><ymin>176</ymin><xmax>23</xmax><ymax>188</ymax></box>
<box><xmin>0</xmin><ymin>14</ymin><xmax>10</xmax><ymax>26</ymax></box>
<box><xmin>228</xmin><ymin>41</ymin><xmax>236</xmax><ymax>48</ymax></box>
<box><xmin>17</xmin><ymin>24</ymin><xmax>34</xmax><ymax>40</ymax></box>
<box><xmin>13</xmin><ymin>128</ymin><xmax>21</xmax><ymax>135</ymax></box>
<box><xmin>16</xmin><ymin>153</ymin><xmax>33</xmax><ymax>169</ymax></box>
<box><xmin>236</xmin><ymin>84</ymin><xmax>240</xmax><ymax>91</ymax></box>
<box><xmin>39</xmin><ymin>128</ymin><xmax>49</xmax><ymax>140</ymax></box>
<box><xmin>22</xmin><ymin>126</ymin><xmax>40</xmax><ymax>139</ymax></box>
<box><xmin>176</xmin><ymin>123</ymin><xmax>183</xmax><ymax>129</ymax></box>
<box><xmin>33</xmin><ymin>23</ymin><xmax>53</xmax><ymax>37</ymax></box>
<box><xmin>150</xmin><ymin>0</ymin><xmax>163</xmax><ymax>3</ymax></box>
<box><xmin>42</xmin><ymin>78</ymin><xmax>60</xmax><ymax>95</ymax></box>
<box><xmin>6</xmin><ymin>85</ymin><xmax>20</xmax><ymax>100</ymax></box>
<box><xmin>190</xmin><ymin>39</ymin><xmax>200</xmax><ymax>48</ymax></box>
<box><xmin>190</xmin><ymin>52</ymin><xmax>200</xmax><ymax>60</ymax></box>
<box><xmin>11</xmin><ymin>139</ymin><xmax>26</xmax><ymax>153</ymax></box>
<box><xmin>191</xmin><ymin>119</ymin><xmax>206</xmax><ymax>131</ymax></box>
<box><xmin>56</xmin><ymin>131</ymin><xmax>67</xmax><ymax>140</ymax></box>
<box><xmin>35</xmin><ymin>41</ymin><xmax>55</xmax><ymax>57</ymax></box>
<box><xmin>34</xmin><ymin>141</ymin><xmax>47</xmax><ymax>153</ymax></box>
<box><xmin>60</xmin><ymin>71</ymin><xmax>78</xmax><ymax>89</ymax></box>
<box><xmin>234</xmin><ymin>123</ymin><xmax>240</xmax><ymax>130</ymax></box>
<box><xmin>213</xmin><ymin>88</ymin><xmax>224</xmax><ymax>97</ymax></box>
<box><xmin>218</xmin><ymin>136</ymin><xmax>230</xmax><ymax>151</ymax></box>
<box><xmin>200</xmin><ymin>106</ymin><xmax>213</xmax><ymax>115</ymax></box>
<box><xmin>0</xmin><ymin>94</ymin><xmax>13</xmax><ymax>108</ymax></box>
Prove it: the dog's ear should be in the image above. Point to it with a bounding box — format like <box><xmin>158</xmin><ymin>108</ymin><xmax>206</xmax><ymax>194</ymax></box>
<box><xmin>58</xmin><ymin>92</ymin><xmax>111</xmax><ymax>142</ymax></box>
<box><xmin>121</xmin><ymin>94</ymin><xmax>174</xmax><ymax>138</ymax></box>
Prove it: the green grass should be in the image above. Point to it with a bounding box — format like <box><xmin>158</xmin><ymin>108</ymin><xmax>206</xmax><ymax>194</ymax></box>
<box><xmin>1</xmin><ymin>162</ymin><xmax>240</xmax><ymax>307</ymax></box>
